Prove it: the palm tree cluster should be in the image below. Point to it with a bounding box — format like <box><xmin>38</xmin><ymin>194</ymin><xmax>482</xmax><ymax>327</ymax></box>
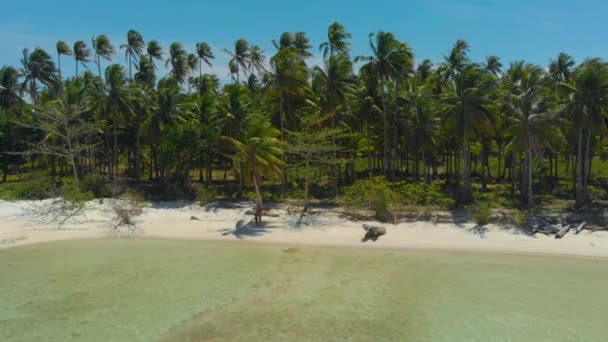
<box><xmin>2</xmin><ymin>24</ymin><xmax>608</xmax><ymax>209</ymax></box>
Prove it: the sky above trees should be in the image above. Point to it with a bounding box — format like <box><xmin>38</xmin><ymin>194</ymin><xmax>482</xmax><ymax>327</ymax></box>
<box><xmin>1</xmin><ymin>0</ymin><xmax>606</xmax><ymax>82</ymax></box>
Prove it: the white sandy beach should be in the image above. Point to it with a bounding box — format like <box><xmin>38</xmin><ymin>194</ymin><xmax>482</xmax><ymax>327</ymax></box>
<box><xmin>1</xmin><ymin>199</ymin><xmax>607</xmax><ymax>258</ymax></box>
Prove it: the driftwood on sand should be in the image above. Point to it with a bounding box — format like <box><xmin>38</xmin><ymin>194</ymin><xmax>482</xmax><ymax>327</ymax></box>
<box><xmin>574</xmin><ymin>221</ymin><xmax>588</xmax><ymax>235</ymax></box>
<box><xmin>555</xmin><ymin>225</ymin><xmax>572</xmax><ymax>239</ymax></box>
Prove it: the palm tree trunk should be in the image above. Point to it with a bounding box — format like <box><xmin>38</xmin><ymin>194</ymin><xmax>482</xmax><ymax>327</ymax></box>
<box><xmin>584</xmin><ymin>130</ymin><xmax>592</xmax><ymax>190</ymax></box>
<box><xmin>463</xmin><ymin>137</ymin><xmax>472</xmax><ymax>202</ymax></box>
<box><xmin>113</xmin><ymin>114</ymin><xmax>118</xmax><ymax>178</ymax></box>
<box><xmin>332</xmin><ymin>114</ymin><xmax>338</xmax><ymax>197</ymax></box>
<box><xmin>58</xmin><ymin>53</ymin><xmax>62</xmax><ymax>79</ymax></box>
<box><xmin>134</xmin><ymin>120</ymin><xmax>141</xmax><ymax>181</ymax></box>
<box><xmin>199</xmin><ymin>59</ymin><xmax>203</xmax><ymax>94</ymax></box>
<box><xmin>380</xmin><ymin>77</ymin><xmax>388</xmax><ymax>178</ymax></box>
<box><xmin>252</xmin><ymin>173</ymin><xmax>263</xmax><ymax>212</ymax></box>
<box><xmin>576</xmin><ymin>127</ymin><xmax>584</xmax><ymax>206</ymax></box>
<box><xmin>75</xmin><ymin>58</ymin><xmax>78</xmax><ymax>76</ymax></box>
<box><xmin>279</xmin><ymin>95</ymin><xmax>286</xmax><ymax>199</ymax></box>
<box><xmin>526</xmin><ymin>145</ymin><xmax>533</xmax><ymax>207</ymax></box>
<box><xmin>129</xmin><ymin>53</ymin><xmax>132</xmax><ymax>80</ymax></box>
<box><xmin>97</xmin><ymin>55</ymin><xmax>102</xmax><ymax>79</ymax></box>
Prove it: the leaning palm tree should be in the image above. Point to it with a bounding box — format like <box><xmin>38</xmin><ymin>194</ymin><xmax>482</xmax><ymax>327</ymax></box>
<box><xmin>319</xmin><ymin>22</ymin><xmax>352</xmax><ymax>61</ymax></box>
<box><xmin>165</xmin><ymin>42</ymin><xmax>189</xmax><ymax>84</ymax></box>
<box><xmin>120</xmin><ymin>29</ymin><xmax>145</xmax><ymax>79</ymax></box>
<box><xmin>484</xmin><ymin>55</ymin><xmax>503</xmax><ymax>77</ymax></box>
<box><xmin>223</xmin><ymin>39</ymin><xmax>250</xmax><ymax>83</ymax></box>
<box><xmin>146</xmin><ymin>40</ymin><xmax>164</xmax><ymax>70</ymax></box>
<box><xmin>441</xmin><ymin>64</ymin><xmax>495</xmax><ymax>202</ymax></box>
<box><xmin>56</xmin><ymin>41</ymin><xmax>72</xmax><ymax>79</ymax></box>
<box><xmin>248</xmin><ymin>45</ymin><xmax>266</xmax><ymax>77</ymax></box>
<box><xmin>224</xmin><ymin>113</ymin><xmax>285</xmax><ymax>219</ymax></box>
<box><xmin>356</xmin><ymin>31</ymin><xmax>413</xmax><ymax>176</ymax></box>
<box><xmin>73</xmin><ymin>40</ymin><xmax>92</xmax><ymax>76</ymax></box>
<box><xmin>195</xmin><ymin>42</ymin><xmax>214</xmax><ymax>94</ymax></box>
<box><xmin>92</xmin><ymin>35</ymin><xmax>116</xmax><ymax>78</ymax></box>
<box><xmin>20</xmin><ymin>48</ymin><xmax>58</xmax><ymax>102</ymax></box>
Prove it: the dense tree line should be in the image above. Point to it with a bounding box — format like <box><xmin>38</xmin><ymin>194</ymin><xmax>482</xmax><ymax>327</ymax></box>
<box><xmin>1</xmin><ymin>23</ymin><xmax>608</xmax><ymax>210</ymax></box>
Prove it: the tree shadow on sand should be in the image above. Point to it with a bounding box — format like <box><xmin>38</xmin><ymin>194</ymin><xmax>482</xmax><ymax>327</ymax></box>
<box><xmin>221</xmin><ymin>218</ymin><xmax>276</xmax><ymax>239</ymax></box>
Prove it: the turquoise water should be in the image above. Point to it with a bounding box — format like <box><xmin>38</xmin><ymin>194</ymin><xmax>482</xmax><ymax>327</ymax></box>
<box><xmin>1</xmin><ymin>239</ymin><xmax>607</xmax><ymax>341</ymax></box>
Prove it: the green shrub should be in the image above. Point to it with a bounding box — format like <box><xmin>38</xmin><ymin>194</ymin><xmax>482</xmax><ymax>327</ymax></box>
<box><xmin>12</xmin><ymin>172</ymin><xmax>53</xmax><ymax>199</ymax></box>
<box><xmin>343</xmin><ymin>177</ymin><xmax>399</xmax><ymax>223</ymax></box>
<box><xmin>195</xmin><ymin>186</ymin><xmax>214</xmax><ymax>206</ymax></box>
<box><xmin>60</xmin><ymin>178</ymin><xmax>94</xmax><ymax>203</ymax></box>
<box><xmin>80</xmin><ymin>174</ymin><xmax>112</xmax><ymax>198</ymax></box>
<box><xmin>390</xmin><ymin>182</ymin><xmax>455</xmax><ymax>208</ymax></box>
<box><xmin>472</xmin><ymin>202</ymin><xmax>492</xmax><ymax>226</ymax></box>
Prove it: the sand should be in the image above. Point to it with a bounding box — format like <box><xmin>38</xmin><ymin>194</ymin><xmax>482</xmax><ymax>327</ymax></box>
<box><xmin>1</xmin><ymin>199</ymin><xmax>607</xmax><ymax>257</ymax></box>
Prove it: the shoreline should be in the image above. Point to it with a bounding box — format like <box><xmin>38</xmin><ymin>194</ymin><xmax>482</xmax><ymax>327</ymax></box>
<box><xmin>1</xmin><ymin>199</ymin><xmax>608</xmax><ymax>258</ymax></box>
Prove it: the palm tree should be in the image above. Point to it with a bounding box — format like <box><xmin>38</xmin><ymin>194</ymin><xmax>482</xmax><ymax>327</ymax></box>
<box><xmin>90</xmin><ymin>64</ymin><xmax>131</xmax><ymax>177</ymax></box>
<box><xmin>128</xmin><ymin>82</ymin><xmax>157</xmax><ymax>180</ymax></box>
<box><xmin>313</xmin><ymin>53</ymin><xmax>356</xmax><ymax>195</ymax></box>
<box><xmin>56</xmin><ymin>41</ymin><xmax>72</xmax><ymax>79</ymax></box>
<box><xmin>120</xmin><ymin>29</ymin><xmax>145</xmax><ymax>80</ymax></box>
<box><xmin>224</xmin><ymin>113</ymin><xmax>285</xmax><ymax>218</ymax></box>
<box><xmin>92</xmin><ymin>35</ymin><xmax>116</xmax><ymax>78</ymax></box>
<box><xmin>549</xmin><ymin>53</ymin><xmax>575</xmax><ymax>84</ymax></box>
<box><xmin>223</xmin><ymin>39</ymin><xmax>250</xmax><ymax>83</ymax></box>
<box><xmin>165</xmin><ymin>42</ymin><xmax>189</xmax><ymax>84</ymax></box>
<box><xmin>505</xmin><ymin>63</ymin><xmax>560</xmax><ymax>206</ymax></box>
<box><xmin>134</xmin><ymin>55</ymin><xmax>155</xmax><ymax>89</ymax></box>
<box><xmin>402</xmin><ymin>81</ymin><xmax>438</xmax><ymax>183</ymax></box>
<box><xmin>356</xmin><ymin>31</ymin><xmax>414</xmax><ymax>177</ymax></box>
<box><xmin>319</xmin><ymin>22</ymin><xmax>351</xmax><ymax>61</ymax></box>
<box><xmin>248</xmin><ymin>45</ymin><xmax>265</xmax><ymax>76</ymax></box>
<box><xmin>195</xmin><ymin>42</ymin><xmax>214</xmax><ymax>94</ymax></box>
<box><xmin>561</xmin><ymin>58</ymin><xmax>608</xmax><ymax>206</ymax></box>
<box><xmin>441</xmin><ymin>64</ymin><xmax>495</xmax><ymax>201</ymax></box>
<box><xmin>440</xmin><ymin>39</ymin><xmax>470</xmax><ymax>84</ymax></box>
<box><xmin>20</xmin><ymin>48</ymin><xmax>58</xmax><ymax>102</ymax></box>
<box><xmin>484</xmin><ymin>56</ymin><xmax>503</xmax><ymax>77</ymax></box>
<box><xmin>186</xmin><ymin>53</ymin><xmax>199</xmax><ymax>93</ymax></box>
<box><xmin>73</xmin><ymin>41</ymin><xmax>92</xmax><ymax>76</ymax></box>
<box><xmin>0</xmin><ymin>66</ymin><xmax>22</xmax><ymax>109</ymax></box>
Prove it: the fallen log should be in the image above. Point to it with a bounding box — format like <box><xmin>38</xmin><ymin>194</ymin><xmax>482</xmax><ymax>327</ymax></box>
<box><xmin>574</xmin><ymin>221</ymin><xmax>588</xmax><ymax>235</ymax></box>
<box><xmin>555</xmin><ymin>225</ymin><xmax>572</xmax><ymax>239</ymax></box>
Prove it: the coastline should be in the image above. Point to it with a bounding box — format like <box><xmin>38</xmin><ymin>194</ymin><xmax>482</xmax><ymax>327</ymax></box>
<box><xmin>1</xmin><ymin>199</ymin><xmax>608</xmax><ymax>258</ymax></box>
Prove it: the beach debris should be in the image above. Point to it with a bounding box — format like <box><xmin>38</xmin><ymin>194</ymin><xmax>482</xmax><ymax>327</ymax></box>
<box><xmin>574</xmin><ymin>221</ymin><xmax>588</xmax><ymax>235</ymax></box>
<box><xmin>555</xmin><ymin>224</ymin><xmax>572</xmax><ymax>239</ymax></box>
<box><xmin>363</xmin><ymin>224</ymin><xmax>387</xmax><ymax>239</ymax></box>
<box><xmin>190</xmin><ymin>215</ymin><xmax>201</xmax><ymax>221</ymax></box>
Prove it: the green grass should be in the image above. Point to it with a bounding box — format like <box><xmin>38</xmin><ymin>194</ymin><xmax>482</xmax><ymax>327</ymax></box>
<box><xmin>2</xmin><ymin>239</ymin><xmax>608</xmax><ymax>341</ymax></box>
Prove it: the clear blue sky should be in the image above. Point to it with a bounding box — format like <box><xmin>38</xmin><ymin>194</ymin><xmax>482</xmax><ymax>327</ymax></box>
<box><xmin>1</xmin><ymin>0</ymin><xmax>606</xmax><ymax>80</ymax></box>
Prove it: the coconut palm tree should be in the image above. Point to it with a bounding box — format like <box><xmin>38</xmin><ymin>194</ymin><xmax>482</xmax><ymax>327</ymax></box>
<box><xmin>561</xmin><ymin>58</ymin><xmax>608</xmax><ymax>206</ymax></box>
<box><xmin>549</xmin><ymin>52</ymin><xmax>575</xmax><ymax>84</ymax></box>
<box><xmin>147</xmin><ymin>40</ymin><xmax>163</xmax><ymax>70</ymax></box>
<box><xmin>120</xmin><ymin>30</ymin><xmax>145</xmax><ymax>80</ymax></box>
<box><xmin>223</xmin><ymin>39</ymin><xmax>250</xmax><ymax>83</ymax></box>
<box><xmin>504</xmin><ymin>63</ymin><xmax>561</xmax><ymax>206</ymax></box>
<box><xmin>248</xmin><ymin>45</ymin><xmax>265</xmax><ymax>77</ymax></box>
<box><xmin>195</xmin><ymin>42</ymin><xmax>214</xmax><ymax>94</ymax></box>
<box><xmin>92</xmin><ymin>35</ymin><xmax>116</xmax><ymax>78</ymax></box>
<box><xmin>484</xmin><ymin>55</ymin><xmax>503</xmax><ymax>77</ymax></box>
<box><xmin>73</xmin><ymin>40</ymin><xmax>92</xmax><ymax>76</ymax></box>
<box><xmin>0</xmin><ymin>66</ymin><xmax>22</xmax><ymax>109</ymax></box>
<box><xmin>313</xmin><ymin>53</ymin><xmax>356</xmax><ymax>195</ymax></box>
<box><xmin>356</xmin><ymin>31</ymin><xmax>414</xmax><ymax>177</ymax></box>
<box><xmin>319</xmin><ymin>22</ymin><xmax>352</xmax><ymax>61</ymax></box>
<box><xmin>90</xmin><ymin>64</ymin><xmax>131</xmax><ymax>177</ymax></box>
<box><xmin>186</xmin><ymin>53</ymin><xmax>199</xmax><ymax>93</ymax></box>
<box><xmin>224</xmin><ymin>113</ymin><xmax>285</xmax><ymax>218</ymax></box>
<box><xmin>56</xmin><ymin>41</ymin><xmax>72</xmax><ymax>79</ymax></box>
<box><xmin>165</xmin><ymin>42</ymin><xmax>189</xmax><ymax>84</ymax></box>
<box><xmin>440</xmin><ymin>39</ymin><xmax>470</xmax><ymax>84</ymax></box>
<box><xmin>20</xmin><ymin>48</ymin><xmax>58</xmax><ymax>102</ymax></box>
<box><xmin>441</xmin><ymin>64</ymin><xmax>495</xmax><ymax>201</ymax></box>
